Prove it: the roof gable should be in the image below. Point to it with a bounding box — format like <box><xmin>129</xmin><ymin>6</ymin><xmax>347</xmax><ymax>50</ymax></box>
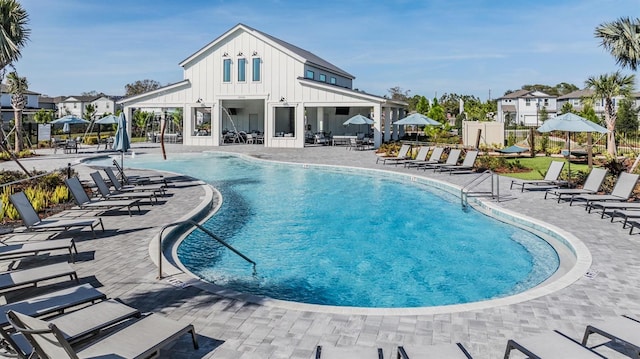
<box><xmin>180</xmin><ymin>23</ymin><xmax>354</xmax><ymax>79</ymax></box>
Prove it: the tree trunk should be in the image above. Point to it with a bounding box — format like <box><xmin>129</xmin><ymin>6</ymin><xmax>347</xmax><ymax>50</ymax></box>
<box><xmin>14</xmin><ymin>109</ymin><xmax>23</xmax><ymax>152</ymax></box>
<box><xmin>605</xmin><ymin>99</ymin><xmax>616</xmax><ymax>156</ymax></box>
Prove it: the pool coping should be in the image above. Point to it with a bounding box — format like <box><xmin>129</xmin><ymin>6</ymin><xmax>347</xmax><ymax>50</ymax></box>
<box><xmin>145</xmin><ymin>151</ymin><xmax>592</xmax><ymax>316</ymax></box>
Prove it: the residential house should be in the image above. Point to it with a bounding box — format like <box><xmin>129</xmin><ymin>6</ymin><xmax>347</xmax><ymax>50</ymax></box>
<box><xmin>0</xmin><ymin>84</ymin><xmax>41</xmax><ymax>122</ymax></box>
<box><xmin>556</xmin><ymin>89</ymin><xmax>640</xmax><ymax>118</ymax></box>
<box><xmin>118</xmin><ymin>23</ymin><xmax>406</xmax><ymax>148</ymax></box>
<box><xmin>56</xmin><ymin>95</ymin><xmax>117</xmax><ymax>119</ymax></box>
<box><xmin>496</xmin><ymin>89</ymin><xmax>557</xmax><ymax>126</ymax></box>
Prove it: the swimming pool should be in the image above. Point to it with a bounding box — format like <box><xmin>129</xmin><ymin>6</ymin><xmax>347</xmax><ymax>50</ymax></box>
<box><xmin>93</xmin><ymin>152</ymin><xmax>560</xmax><ymax>308</ymax></box>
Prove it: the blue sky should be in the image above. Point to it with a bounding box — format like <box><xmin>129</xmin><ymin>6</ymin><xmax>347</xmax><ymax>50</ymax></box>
<box><xmin>15</xmin><ymin>0</ymin><xmax>640</xmax><ymax>100</ymax></box>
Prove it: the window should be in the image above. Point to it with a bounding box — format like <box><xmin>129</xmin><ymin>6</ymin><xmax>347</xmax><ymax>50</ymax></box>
<box><xmin>238</xmin><ymin>58</ymin><xmax>246</xmax><ymax>82</ymax></box>
<box><xmin>192</xmin><ymin>107</ymin><xmax>211</xmax><ymax>137</ymax></box>
<box><xmin>274</xmin><ymin>107</ymin><xmax>295</xmax><ymax>137</ymax></box>
<box><xmin>544</xmin><ymin>99</ymin><xmax>549</xmax><ymax>106</ymax></box>
<box><xmin>223</xmin><ymin>59</ymin><xmax>231</xmax><ymax>82</ymax></box>
<box><xmin>306</xmin><ymin>70</ymin><xmax>314</xmax><ymax>79</ymax></box>
<box><xmin>252</xmin><ymin>57</ymin><xmax>261</xmax><ymax>81</ymax></box>
<box><xmin>525</xmin><ymin>99</ymin><xmax>531</xmax><ymax>106</ymax></box>
<box><xmin>330</xmin><ymin>77</ymin><xmax>336</xmax><ymax>84</ymax></box>
<box><xmin>319</xmin><ymin>74</ymin><xmax>326</xmax><ymax>82</ymax></box>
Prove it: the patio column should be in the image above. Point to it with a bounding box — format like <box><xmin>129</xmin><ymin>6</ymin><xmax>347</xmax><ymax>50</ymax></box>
<box><xmin>373</xmin><ymin>105</ymin><xmax>382</xmax><ymax>148</ymax></box>
<box><xmin>384</xmin><ymin>107</ymin><xmax>391</xmax><ymax>142</ymax></box>
<box><xmin>317</xmin><ymin>107</ymin><xmax>325</xmax><ymax>132</ymax></box>
<box><xmin>212</xmin><ymin>102</ymin><xmax>221</xmax><ymax>146</ymax></box>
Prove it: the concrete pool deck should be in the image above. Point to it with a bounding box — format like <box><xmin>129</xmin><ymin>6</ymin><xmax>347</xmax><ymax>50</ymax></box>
<box><xmin>1</xmin><ymin>143</ymin><xmax>638</xmax><ymax>358</ymax></box>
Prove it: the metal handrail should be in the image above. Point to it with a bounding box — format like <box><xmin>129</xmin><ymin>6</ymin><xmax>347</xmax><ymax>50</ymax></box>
<box><xmin>460</xmin><ymin>170</ymin><xmax>499</xmax><ymax>207</ymax></box>
<box><xmin>157</xmin><ymin>220</ymin><xmax>256</xmax><ymax>279</ymax></box>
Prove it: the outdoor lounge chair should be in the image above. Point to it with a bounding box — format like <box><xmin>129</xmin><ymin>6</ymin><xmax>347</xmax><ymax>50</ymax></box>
<box><xmin>438</xmin><ymin>150</ymin><xmax>479</xmax><ymax>174</ymax></box>
<box><xmin>376</xmin><ymin>144</ymin><xmax>411</xmax><ymax>165</ymax></box>
<box><xmin>504</xmin><ymin>331</ymin><xmax>603</xmax><ymax>358</ymax></box>
<box><xmin>569</xmin><ymin>172</ymin><xmax>640</xmax><ymax>209</ymax></box>
<box><xmin>0</xmin><ymin>238</ymin><xmax>77</xmax><ymax>263</ymax></box>
<box><xmin>582</xmin><ymin>315</ymin><xmax>640</xmax><ymax>358</ymax></box>
<box><xmin>9</xmin><ymin>192</ymin><xmax>104</xmax><ymax>237</ymax></box>
<box><xmin>0</xmin><ymin>284</ymin><xmax>106</xmax><ymax>329</ymax></box>
<box><xmin>405</xmin><ymin>147</ymin><xmax>444</xmax><ymax>169</ymax></box>
<box><xmin>0</xmin><ymin>262</ymin><xmax>78</xmax><ymax>292</ymax></box>
<box><xmin>315</xmin><ymin>345</ymin><xmax>383</xmax><ymax>358</ymax></box>
<box><xmin>609</xmin><ymin>209</ymin><xmax>640</xmax><ymax>229</ymax></box>
<box><xmin>112</xmin><ymin>159</ymin><xmax>167</xmax><ymax>185</ymax></box>
<box><xmin>103</xmin><ymin>167</ymin><xmax>166</xmax><ymax>196</ymax></box>
<box><xmin>545</xmin><ymin>168</ymin><xmax>608</xmax><ymax>203</ymax></box>
<box><xmin>3</xmin><ymin>299</ymin><xmax>140</xmax><ymax>359</ymax></box>
<box><xmin>66</xmin><ymin>177</ymin><xmax>141</xmax><ymax>216</ymax></box>
<box><xmin>422</xmin><ymin>149</ymin><xmax>462</xmax><ymax>171</ymax></box>
<box><xmin>90</xmin><ymin>172</ymin><xmax>158</xmax><ymax>205</ymax></box>
<box><xmin>510</xmin><ymin>161</ymin><xmax>566</xmax><ymax>192</ymax></box>
<box><xmin>587</xmin><ymin>201</ymin><xmax>640</xmax><ymax>218</ymax></box>
<box><xmin>402</xmin><ymin>146</ymin><xmax>431</xmax><ymax>168</ymax></box>
<box><xmin>7</xmin><ymin>310</ymin><xmax>198</xmax><ymax>359</ymax></box>
<box><xmin>397</xmin><ymin>343</ymin><xmax>473</xmax><ymax>358</ymax></box>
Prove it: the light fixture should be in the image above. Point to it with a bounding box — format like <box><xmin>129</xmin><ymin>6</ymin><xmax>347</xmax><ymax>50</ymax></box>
<box><xmin>252</xmin><ymin>51</ymin><xmax>258</xmax><ymax>56</ymax></box>
<box><xmin>280</xmin><ymin>97</ymin><xmax>286</xmax><ymax>102</ymax></box>
<box><xmin>237</xmin><ymin>51</ymin><xmax>243</xmax><ymax>56</ymax></box>
<box><xmin>196</xmin><ymin>98</ymin><xmax>203</xmax><ymax>103</ymax></box>
<box><xmin>222</xmin><ymin>52</ymin><xmax>228</xmax><ymax>57</ymax></box>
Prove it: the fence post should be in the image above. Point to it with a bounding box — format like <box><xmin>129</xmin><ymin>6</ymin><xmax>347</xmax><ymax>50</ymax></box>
<box><xmin>529</xmin><ymin>128</ymin><xmax>535</xmax><ymax>158</ymax></box>
<box><xmin>67</xmin><ymin>163</ymin><xmax>71</xmax><ymax>179</ymax></box>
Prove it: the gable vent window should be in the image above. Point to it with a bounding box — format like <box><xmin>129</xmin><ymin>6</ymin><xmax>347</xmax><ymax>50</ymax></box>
<box><xmin>319</xmin><ymin>74</ymin><xmax>326</xmax><ymax>82</ymax></box>
<box><xmin>306</xmin><ymin>70</ymin><xmax>314</xmax><ymax>79</ymax></box>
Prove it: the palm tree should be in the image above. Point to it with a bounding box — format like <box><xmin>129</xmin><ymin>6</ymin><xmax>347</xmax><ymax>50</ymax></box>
<box><xmin>585</xmin><ymin>71</ymin><xmax>635</xmax><ymax>156</ymax></box>
<box><xmin>6</xmin><ymin>70</ymin><xmax>27</xmax><ymax>151</ymax></box>
<box><xmin>595</xmin><ymin>17</ymin><xmax>640</xmax><ymax>71</ymax></box>
<box><xmin>0</xmin><ymin>0</ymin><xmax>29</xmax><ymax>148</ymax></box>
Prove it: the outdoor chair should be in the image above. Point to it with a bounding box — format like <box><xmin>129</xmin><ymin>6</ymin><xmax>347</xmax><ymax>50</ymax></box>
<box><xmin>376</xmin><ymin>144</ymin><xmax>411</xmax><ymax>165</ymax></box>
<box><xmin>315</xmin><ymin>345</ymin><xmax>383</xmax><ymax>358</ymax></box>
<box><xmin>2</xmin><ymin>299</ymin><xmax>140</xmax><ymax>359</ymax></box>
<box><xmin>609</xmin><ymin>209</ymin><xmax>640</xmax><ymax>229</ymax></box>
<box><xmin>112</xmin><ymin>159</ymin><xmax>166</xmax><ymax>186</ymax></box>
<box><xmin>545</xmin><ymin>167</ymin><xmax>608</xmax><ymax>202</ymax></box>
<box><xmin>9</xmin><ymin>192</ymin><xmax>104</xmax><ymax>237</ymax></box>
<box><xmin>402</xmin><ymin>146</ymin><xmax>431</xmax><ymax>167</ymax></box>
<box><xmin>0</xmin><ymin>262</ymin><xmax>78</xmax><ymax>293</ymax></box>
<box><xmin>65</xmin><ymin>177</ymin><xmax>141</xmax><ymax>216</ymax></box>
<box><xmin>504</xmin><ymin>330</ymin><xmax>603</xmax><ymax>358</ymax></box>
<box><xmin>103</xmin><ymin>167</ymin><xmax>166</xmax><ymax>196</ymax></box>
<box><xmin>405</xmin><ymin>147</ymin><xmax>444</xmax><ymax>169</ymax></box>
<box><xmin>397</xmin><ymin>343</ymin><xmax>473</xmax><ymax>358</ymax></box>
<box><xmin>582</xmin><ymin>315</ymin><xmax>640</xmax><ymax>358</ymax></box>
<box><xmin>0</xmin><ymin>238</ymin><xmax>77</xmax><ymax>263</ymax></box>
<box><xmin>423</xmin><ymin>149</ymin><xmax>462</xmax><ymax>171</ymax></box>
<box><xmin>570</xmin><ymin>172</ymin><xmax>640</xmax><ymax>209</ymax></box>
<box><xmin>510</xmin><ymin>161</ymin><xmax>566</xmax><ymax>192</ymax></box>
<box><xmin>436</xmin><ymin>150</ymin><xmax>479</xmax><ymax>174</ymax></box>
<box><xmin>586</xmin><ymin>201</ymin><xmax>640</xmax><ymax>218</ymax></box>
<box><xmin>63</xmin><ymin>140</ymin><xmax>77</xmax><ymax>154</ymax></box>
<box><xmin>90</xmin><ymin>172</ymin><xmax>158</xmax><ymax>205</ymax></box>
<box><xmin>7</xmin><ymin>310</ymin><xmax>198</xmax><ymax>359</ymax></box>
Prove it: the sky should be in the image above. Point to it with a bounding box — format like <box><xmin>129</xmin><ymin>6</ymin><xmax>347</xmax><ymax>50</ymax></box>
<box><xmin>14</xmin><ymin>0</ymin><xmax>640</xmax><ymax>101</ymax></box>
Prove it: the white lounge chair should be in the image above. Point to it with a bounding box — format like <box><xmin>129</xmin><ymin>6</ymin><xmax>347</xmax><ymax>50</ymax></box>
<box><xmin>66</xmin><ymin>177</ymin><xmax>141</xmax><ymax>216</ymax></box>
<box><xmin>90</xmin><ymin>172</ymin><xmax>158</xmax><ymax>205</ymax></box>
<box><xmin>504</xmin><ymin>331</ymin><xmax>603</xmax><ymax>358</ymax></box>
<box><xmin>510</xmin><ymin>161</ymin><xmax>566</xmax><ymax>192</ymax></box>
<box><xmin>570</xmin><ymin>172</ymin><xmax>640</xmax><ymax>210</ymax></box>
<box><xmin>0</xmin><ymin>238</ymin><xmax>77</xmax><ymax>263</ymax></box>
<box><xmin>438</xmin><ymin>150</ymin><xmax>479</xmax><ymax>174</ymax></box>
<box><xmin>582</xmin><ymin>315</ymin><xmax>640</xmax><ymax>357</ymax></box>
<box><xmin>398</xmin><ymin>343</ymin><xmax>472</xmax><ymax>358</ymax></box>
<box><xmin>8</xmin><ymin>310</ymin><xmax>199</xmax><ymax>359</ymax></box>
<box><xmin>112</xmin><ymin>159</ymin><xmax>166</xmax><ymax>186</ymax></box>
<box><xmin>402</xmin><ymin>146</ymin><xmax>431</xmax><ymax>168</ymax></box>
<box><xmin>4</xmin><ymin>299</ymin><xmax>140</xmax><ymax>359</ymax></box>
<box><xmin>423</xmin><ymin>149</ymin><xmax>462</xmax><ymax>171</ymax></box>
<box><xmin>376</xmin><ymin>144</ymin><xmax>411</xmax><ymax>165</ymax></box>
<box><xmin>9</xmin><ymin>192</ymin><xmax>104</xmax><ymax>237</ymax></box>
<box><xmin>545</xmin><ymin>167</ymin><xmax>608</xmax><ymax>202</ymax></box>
<box><xmin>0</xmin><ymin>262</ymin><xmax>78</xmax><ymax>292</ymax></box>
<box><xmin>406</xmin><ymin>147</ymin><xmax>444</xmax><ymax>169</ymax></box>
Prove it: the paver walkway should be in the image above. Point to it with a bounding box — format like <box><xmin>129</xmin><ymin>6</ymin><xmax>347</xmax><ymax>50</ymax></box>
<box><xmin>1</xmin><ymin>143</ymin><xmax>638</xmax><ymax>358</ymax></box>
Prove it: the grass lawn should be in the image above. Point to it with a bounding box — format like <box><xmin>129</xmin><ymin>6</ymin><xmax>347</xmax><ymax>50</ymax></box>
<box><xmin>502</xmin><ymin>156</ymin><xmax>594</xmax><ymax>180</ymax></box>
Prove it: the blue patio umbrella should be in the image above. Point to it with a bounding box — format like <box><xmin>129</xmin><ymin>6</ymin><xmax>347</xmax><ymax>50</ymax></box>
<box><xmin>537</xmin><ymin>112</ymin><xmax>608</xmax><ymax>178</ymax></box>
<box><xmin>343</xmin><ymin>114</ymin><xmax>374</xmax><ymax>135</ymax></box>
<box><xmin>393</xmin><ymin>113</ymin><xmax>440</xmax><ymax>142</ymax></box>
<box><xmin>95</xmin><ymin>114</ymin><xmax>119</xmax><ymax>124</ymax></box>
<box><xmin>113</xmin><ymin>113</ymin><xmax>131</xmax><ymax>168</ymax></box>
<box><xmin>51</xmin><ymin>115</ymin><xmax>89</xmax><ymax>137</ymax></box>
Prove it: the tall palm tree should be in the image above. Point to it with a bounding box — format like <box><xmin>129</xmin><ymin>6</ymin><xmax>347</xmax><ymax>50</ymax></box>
<box><xmin>6</xmin><ymin>70</ymin><xmax>27</xmax><ymax>151</ymax></box>
<box><xmin>0</xmin><ymin>0</ymin><xmax>29</xmax><ymax>148</ymax></box>
<box><xmin>595</xmin><ymin>17</ymin><xmax>640</xmax><ymax>71</ymax></box>
<box><xmin>585</xmin><ymin>71</ymin><xmax>635</xmax><ymax>156</ymax></box>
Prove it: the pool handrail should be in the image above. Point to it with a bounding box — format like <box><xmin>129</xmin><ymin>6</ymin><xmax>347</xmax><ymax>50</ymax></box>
<box><xmin>158</xmin><ymin>220</ymin><xmax>257</xmax><ymax>279</ymax></box>
<box><xmin>461</xmin><ymin>170</ymin><xmax>500</xmax><ymax>208</ymax></box>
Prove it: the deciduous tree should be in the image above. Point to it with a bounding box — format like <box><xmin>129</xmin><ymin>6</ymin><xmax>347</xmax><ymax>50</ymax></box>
<box><xmin>125</xmin><ymin>79</ymin><xmax>161</xmax><ymax>96</ymax></box>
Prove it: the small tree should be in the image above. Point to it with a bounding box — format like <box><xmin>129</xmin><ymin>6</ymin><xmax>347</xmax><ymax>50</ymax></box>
<box><xmin>616</xmin><ymin>97</ymin><xmax>639</xmax><ymax>135</ymax></box>
<box><xmin>415</xmin><ymin>96</ymin><xmax>430</xmax><ymax>115</ymax></box>
<box><xmin>6</xmin><ymin>71</ymin><xmax>27</xmax><ymax>151</ymax></box>
<box><xmin>559</xmin><ymin>102</ymin><xmax>576</xmax><ymax>114</ymax></box>
<box><xmin>33</xmin><ymin>109</ymin><xmax>54</xmax><ymax>124</ymax></box>
<box><xmin>427</xmin><ymin>98</ymin><xmax>446</xmax><ymax>123</ymax></box>
<box><xmin>83</xmin><ymin>104</ymin><xmax>96</xmax><ymax>121</ymax></box>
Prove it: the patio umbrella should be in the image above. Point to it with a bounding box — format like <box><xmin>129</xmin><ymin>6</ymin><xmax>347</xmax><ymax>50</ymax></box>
<box><xmin>113</xmin><ymin>113</ymin><xmax>131</xmax><ymax>169</ymax></box>
<box><xmin>343</xmin><ymin>114</ymin><xmax>374</xmax><ymax>135</ymax></box>
<box><xmin>51</xmin><ymin>115</ymin><xmax>89</xmax><ymax>138</ymax></box>
<box><xmin>393</xmin><ymin>113</ymin><xmax>440</xmax><ymax>142</ymax></box>
<box><xmin>537</xmin><ymin>112</ymin><xmax>608</xmax><ymax>178</ymax></box>
<box><xmin>95</xmin><ymin>114</ymin><xmax>119</xmax><ymax>145</ymax></box>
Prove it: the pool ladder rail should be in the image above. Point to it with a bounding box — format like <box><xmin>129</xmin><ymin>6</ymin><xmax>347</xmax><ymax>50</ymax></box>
<box><xmin>460</xmin><ymin>170</ymin><xmax>505</xmax><ymax>208</ymax></box>
<box><xmin>157</xmin><ymin>220</ymin><xmax>257</xmax><ymax>279</ymax></box>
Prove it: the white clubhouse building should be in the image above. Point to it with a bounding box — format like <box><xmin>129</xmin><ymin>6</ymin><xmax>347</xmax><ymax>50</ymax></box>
<box><xmin>118</xmin><ymin>24</ymin><xmax>406</xmax><ymax>148</ymax></box>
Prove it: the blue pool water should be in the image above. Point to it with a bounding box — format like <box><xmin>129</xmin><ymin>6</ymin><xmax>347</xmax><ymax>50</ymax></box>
<box><xmin>94</xmin><ymin>152</ymin><xmax>559</xmax><ymax>308</ymax></box>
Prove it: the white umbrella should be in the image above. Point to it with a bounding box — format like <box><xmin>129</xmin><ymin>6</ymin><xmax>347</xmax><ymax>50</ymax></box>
<box><xmin>394</xmin><ymin>113</ymin><xmax>440</xmax><ymax>142</ymax></box>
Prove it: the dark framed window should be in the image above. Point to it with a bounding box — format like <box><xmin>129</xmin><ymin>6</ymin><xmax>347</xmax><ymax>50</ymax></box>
<box><xmin>330</xmin><ymin>77</ymin><xmax>336</xmax><ymax>84</ymax></box>
<box><xmin>223</xmin><ymin>59</ymin><xmax>231</xmax><ymax>83</ymax></box>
